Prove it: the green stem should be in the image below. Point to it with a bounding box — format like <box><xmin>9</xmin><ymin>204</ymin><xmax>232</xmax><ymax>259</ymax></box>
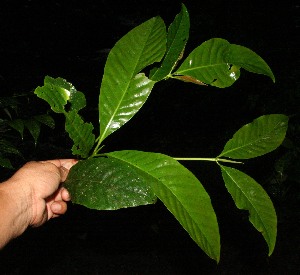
<box><xmin>174</xmin><ymin>157</ymin><xmax>243</xmax><ymax>164</ymax></box>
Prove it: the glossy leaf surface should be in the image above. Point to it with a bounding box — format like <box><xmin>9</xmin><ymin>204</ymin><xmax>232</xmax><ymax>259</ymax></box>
<box><xmin>150</xmin><ymin>3</ymin><xmax>189</xmax><ymax>81</ymax></box>
<box><xmin>65</xmin><ymin>155</ymin><xmax>157</xmax><ymax>210</ymax></box>
<box><xmin>174</xmin><ymin>38</ymin><xmax>274</xmax><ymax>88</ymax></box>
<box><xmin>219</xmin><ymin>114</ymin><xmax>289</xmax><ymax>159</ymax></box>
<box><xmin>220</xmin><ymin>165</ymin><xmax>277</xmax><ymax>255</ymax></box>
<box><xmin>227</xmin><ymin>44</ymin><xmax>275</xmax><ymax>82</ymax></box>
<box><xmin>107</xmin><ymin>150</ymin><xmax>220</xmax><ymax>262</ymax></box>
<box><xmin>98</xmin><ymin>17</ymin><xmax>166</xmax><ymax>144</ymax></box>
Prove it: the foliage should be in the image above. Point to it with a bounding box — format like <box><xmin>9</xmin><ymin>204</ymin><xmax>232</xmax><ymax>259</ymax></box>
<box><xmin>34</xmin><ymin>4</ymin><xmax>288</xmax><ymax>262</ymax></box>
<box><xmin>0</xmin><ymin>94</ymin><xmax>55</xmax><ymax>168</ymax></box>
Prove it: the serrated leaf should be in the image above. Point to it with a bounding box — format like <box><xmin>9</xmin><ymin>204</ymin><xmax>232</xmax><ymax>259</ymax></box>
<box><xmin>219</xmin><ymin>114</ymin><xmax>289</xmax><ymax>159</ymax></box>
<box><xmin>65</xmin><ymin>110</ymin><xmax>95</xmax><ymax>158</ymax></box>
<box><xmin>64</xmin><ymin>156</ymin><xmax>157</xmax><ymax>210</ymax></box>
<box><xmin>34</xmin><ymin>76</ymin><xmax>87</xmax><ymax>113</ymax></box>
<box><xmin>34</xmin><ymin>76</ymin><xmax>71</xmax><ymax>113</ymax></box>
<box><xmin>98</xmin><ymin>17</ymin><xmax>166</xmax><ymax>144</ymax></box>
<box><xmin>150</xmin><ymin>3</ymin><xmax>190</xmax><ymax>81</ymax></box>
<box><xmin>35</xmin><ymin>76</ymin><xmax>94</xmax><ymax>158</ymax></box>
<box><xmin>107</xmin><ymin>150</ymin><xmax>220</xmax><ymax>262</ymax></box>
<box><xmin>174</xmin><ymin>38</ymin><xmax>274</xmax><ymax>88</ymax></box>
<box><xmin>220</xmin><ymin>165</ymin><xmax>277</xmax><ymax>255</ymax></box>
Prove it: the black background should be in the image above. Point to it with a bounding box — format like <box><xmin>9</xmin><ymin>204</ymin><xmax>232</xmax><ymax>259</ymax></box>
<box><xmin>0</xmin><ymin>0</ymin><xmax>299</xmax><ymax>274</ymax></box>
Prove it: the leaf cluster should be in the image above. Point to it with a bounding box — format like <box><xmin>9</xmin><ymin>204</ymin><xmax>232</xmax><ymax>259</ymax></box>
<box><xmin>0</xmin><ymin>94</ymin><xmax>54</xmax><ymax>168</ymax></box>
<box><xmin>34</xmin><ymin>4</ymin><xmax>288</xmax><ymax>262</ymax></box>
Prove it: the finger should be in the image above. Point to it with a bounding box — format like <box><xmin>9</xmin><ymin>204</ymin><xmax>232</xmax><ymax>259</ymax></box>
<box><xmin>59</xmin><ymin>166</ymin><xmax>69</xmax><ymax>182</ymax></box>
<box><xmin>50</xmin><ymin>201</ymin><xmax>68</xmax><ymax>215</ymax></box>
<box><xmin>43</xmin><ymin>159</ymin><xmax>78</xmax><ymax>170</ymax></box>
<box><xmin>59</xmin><ymin>159</ymin><xmax>78</xmax><ymax>170</ymax></box>
<box><xmin>61</xmin><ymin>188</ymin><xmax>71</xmax><ymax>201</ymax></box>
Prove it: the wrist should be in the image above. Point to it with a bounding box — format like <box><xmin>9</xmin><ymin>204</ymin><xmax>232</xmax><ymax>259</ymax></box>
<box><xmin>0</xmin><ymin>178</ymin><xmax>32</xmax><ymax>240</ymax></box>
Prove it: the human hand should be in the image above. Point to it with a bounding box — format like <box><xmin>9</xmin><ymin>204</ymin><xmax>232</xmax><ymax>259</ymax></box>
<box><xmin>11</xmin><ymin>159</ymin><xmax>78</xmax><ymax>227</ymax></box>
<box><xmin>0</xmin><ymin>159</ymin><xmax>77</xmax><ymax>248</ymax></box>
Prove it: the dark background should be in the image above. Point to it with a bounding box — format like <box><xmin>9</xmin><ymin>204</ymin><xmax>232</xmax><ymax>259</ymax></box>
<box><xmin>0</xmin><ymin>0</ymin><xmax>299</xmax><ymax>274</ymax></box>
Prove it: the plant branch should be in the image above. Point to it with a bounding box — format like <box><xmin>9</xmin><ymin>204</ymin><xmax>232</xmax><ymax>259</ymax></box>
<box><xmin>174</xmin><ymin>157</ymin><xmax>243</xmax><ymax>164</ymax></box>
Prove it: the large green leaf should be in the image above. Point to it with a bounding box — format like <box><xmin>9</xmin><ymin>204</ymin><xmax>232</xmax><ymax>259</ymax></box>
<box><xmin>174</xmin><ymin>38</ymin><xmax>274</xmax><ymax>88</ymax></box>
<box><xmin>64</xmin><ymin>156</ymin><xmax>157</xmax><ymax>210</ymax></box>
<box><xmin>107</xmin><ymin>150</ymin><xmax>220</xmax><ymax>262</ymax></box>
<box><xmin>35</xmin><ymin>76</ymin><xmax>95</xmax><ymax>158</ymax></box>
<box><xmin>219</xmin><ymin>114</ymin><xmax>289</xmax><ymax>159</ymax></box>
<box><xmin>220</xmin><ymin>165</ymin><xmax>277</xmax><ymax>255</ymax></box>
<box><xmin>150</xmin><ymin>3</ymin><xmax>190</xmax><ymax>81</ymax></box>
<box><xmin>98</xmin><ymin>17</ymin><xmax>166</xmax><ymax>144</ymax></box>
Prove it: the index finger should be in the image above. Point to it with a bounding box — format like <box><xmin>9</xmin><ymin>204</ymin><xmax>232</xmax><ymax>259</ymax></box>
<box><xmin>42</xmin><ymin>159</ymin><xmax>78</xmax><ymax>170</ymax></box>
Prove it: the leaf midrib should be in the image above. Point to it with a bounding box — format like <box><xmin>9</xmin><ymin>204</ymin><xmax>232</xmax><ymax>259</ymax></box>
<box><xmin>108</xmin><ymin>152</ymin><xmax>217</xmax><ymax>259</ymax></box>
<box><xmin>100</xmin><ymin>23</ymin><xmax>155</xmax><ymax>143</ymax></box>
<box><xmin>222</xmin><ymin>166</ymin><xmax>272</xmax><ymax>244</ymax></box>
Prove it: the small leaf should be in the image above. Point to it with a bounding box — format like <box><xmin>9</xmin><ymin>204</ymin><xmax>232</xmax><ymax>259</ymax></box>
<box><xmin>220</xmin><ymin>165</ymin><xmax>277</xmax><ymax>255</ymax></box>
<box><xmin>24</xmin><ymin>119</ymin><xmax>41</xmax><ymax>145</ymax></box>
<box><xmin>0</xmin><ymin>139</ymin><xmax>22</xmax><ymax>156</ymax></box>
<box><xmin>98</xmin><ymin>17</ymin><xmax>166</xmax><ymax>144</ymax></box>
<box><xmin>34</xmin><ymin>76</ymin><xmax>71</xmax><ymax>113</ymax></box>
<box><xmin>219</xmin><ymin>114</ymin><xmax>289</xmax><ymax>159</ymax></box>
<box><xmin>0</xmin><ymin>156</ymin><xmax>13</xmax><ymax>169</ymax></box>
<box><xmin>107</xmin><ymin>150</ymin><xmax>220</xmax><ymax>262</ymax></box>
<box><xmin>34</xmin><ymin>114</ymin><xmax>55</xmax><ymax>129</ymax></box>
<box><xmin>64</xmin><ymin>157</ymin><xmax>157</xmax><ymax>210</ymax></box>
<box><xmin>34</xmin><ymin>76</ymin><xmax>87</xmax><ymax>113</ymax></box>
<box><xmin>150</xmin><ymin>3</ymin><xmax>190</xmax><ymax>81</ymax></box>
<box><xmin>65</xmin><ymin>110</ymin><xmax>95</xmax><ymax>158</ymax></box>
<box><xmin>7</xmin><ymin>119</ymin><xmax>25</xmax><ymax>139</ymax></box>
<box><xmin>35</xmin><ymin>76</ymin><xmax>94</xmax><ymax>158</ymax></box>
